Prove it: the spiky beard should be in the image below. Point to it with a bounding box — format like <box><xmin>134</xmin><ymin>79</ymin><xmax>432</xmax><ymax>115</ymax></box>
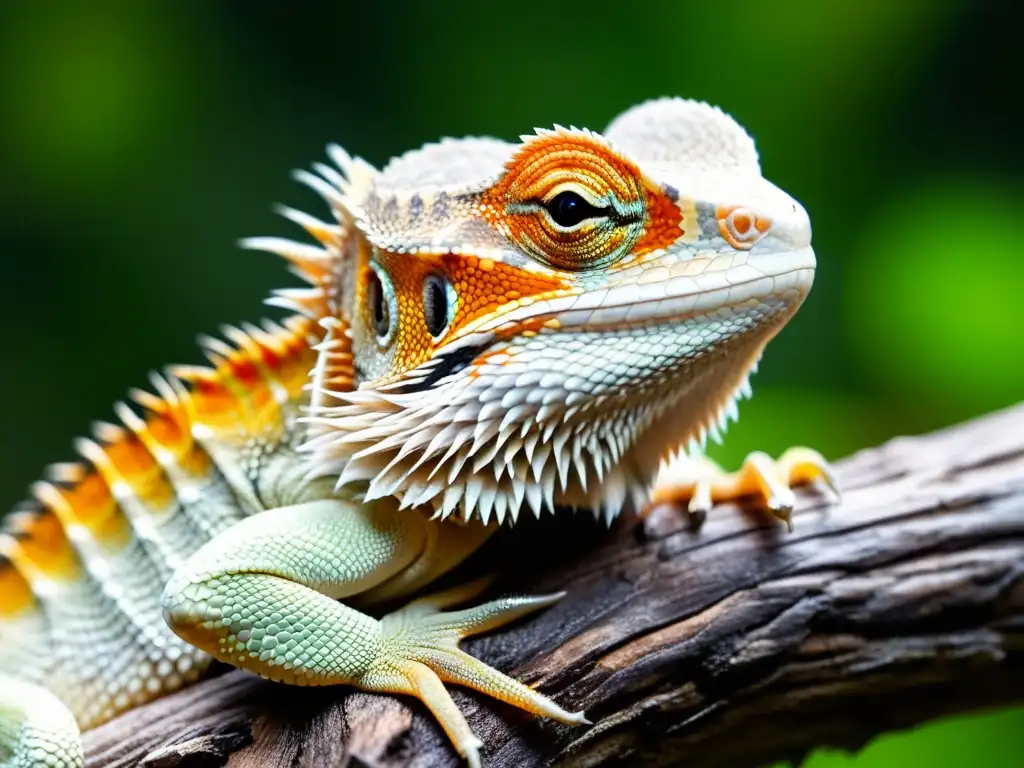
<box><xmin>301</xmin><ymin>319</ymin><xmax>766</xmax><ymax>527</ymax></box>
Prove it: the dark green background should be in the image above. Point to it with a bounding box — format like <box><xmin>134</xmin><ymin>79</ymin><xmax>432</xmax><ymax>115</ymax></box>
<box><xmin>1</xmin><ymin>1</ymin><xmax>1020</xmax><ymax>764</ymax></box>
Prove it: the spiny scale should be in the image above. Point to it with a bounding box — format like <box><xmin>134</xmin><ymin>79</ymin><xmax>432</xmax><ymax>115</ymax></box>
<box><xmin>303</xmin><ymin>342</ymin><xmax>756</xmax><ymax>528</ymax></box>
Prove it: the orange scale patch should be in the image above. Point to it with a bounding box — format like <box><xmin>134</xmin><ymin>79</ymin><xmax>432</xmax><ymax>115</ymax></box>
<box><xmin>0</xmin><ymin>557</ymin><xmax>35</xmax><ymax>617</ymax></box>
<box><xmin>632</xmin><ymin>187</ymin><xmax>685</xmax><ymax>257</ymax></box>
<box><xmin>441</xmin><ymin>253</ymin><xmax>569</xmax><ymax>331</ymax></box>
<box><xmin>181</xmin><ymin>371</ymin><xmax>242</xmax><ymax>435</ymax></box>
<box><xmin>218</xmin><ymin>354</ymin><xmax>281</xmax><ymax>425</ymax></box>
<box><xmin>353</xmin><ymin>255</ymin><xmax>416</xmax><ymax>373</ymax></box>
<box><xmin>365</xmin><ymin>250</ymin><xmax>570</xmax><ymax>383</ymax></box>
<box><xmin>143</xmin><ymin>408</ymin><xmax>211</xmax><ymax>477</ymax></box>
<box><xmin>166</xmin><ymin>320</ymin><xmax>319</xmax><ymax>447</ymax></box>
<box><xmin>48</xmin><ymin>472</ymin><xmax>131</xmax><ymax>549</ymax></box>
<box><xmin>6</xmin><ymin>510</ymin><xmax>81</xmax><ymax>580</ymax></box>
<box><xmin>101</xmin><ymin>434</ymin><xmax>176</xmax><ymax>510</ymax></box>
<box><xmin>263</xmin><ymin>318</ymin><xmax>320</xmax><ymax>398</ymax></box>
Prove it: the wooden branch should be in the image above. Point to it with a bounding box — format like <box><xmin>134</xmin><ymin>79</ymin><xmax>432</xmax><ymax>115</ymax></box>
<box><xmin>84</xmin><ymin>404</ymin><xmax>1024</xmax><ymax>768</ymax></box>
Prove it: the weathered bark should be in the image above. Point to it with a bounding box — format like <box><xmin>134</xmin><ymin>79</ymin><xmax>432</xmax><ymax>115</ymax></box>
<box><xmin>84</xmin><ymin>404</ymin><xmax>1024</xmax><ymax>767</ymax></box>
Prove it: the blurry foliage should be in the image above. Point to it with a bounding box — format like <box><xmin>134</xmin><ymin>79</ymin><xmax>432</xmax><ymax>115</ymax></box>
<box><xmin>0</xmin><ymin>0</ymin><xmax>1020</xmax><ymax>764</ymax></box>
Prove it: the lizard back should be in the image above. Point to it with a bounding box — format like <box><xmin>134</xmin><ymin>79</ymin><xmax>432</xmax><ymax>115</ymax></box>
<box><xmin>0</xmin><ymin>314</ymin><xmax>323</xmax><ymax>728</ymax></box>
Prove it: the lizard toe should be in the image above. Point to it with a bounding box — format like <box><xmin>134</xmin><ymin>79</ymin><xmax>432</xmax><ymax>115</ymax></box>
<box><xmin>646</xmin><ymin>446</ymin><xmax>838</xmax><ymax>531</ymax></box>
<box><xmin>359</xmin><ymin>587</ymin><xmax>588</xmax><ymax>760</ymax></box>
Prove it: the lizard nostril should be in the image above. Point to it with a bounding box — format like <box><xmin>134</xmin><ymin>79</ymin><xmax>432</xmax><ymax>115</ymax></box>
<box><xmin>732</xmin><ymin>212</ymin><xmax>751</xmax><ymax>235</ymax></box>
<box><xmin>717</xmin><ymin>205</ymin><xmax>771</xmax><ymax>250</ymax></box>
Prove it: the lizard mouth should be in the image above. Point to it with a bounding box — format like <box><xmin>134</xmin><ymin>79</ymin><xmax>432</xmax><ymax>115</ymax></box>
<box><xmin>551</xmin><ymin>248</ymin><xmax>815</xmax><ymax>334</ymax></box>
<box><xmin>384</xmin><ymin>246</ymin><xmax>816</xmax><ymax>395</ymax></box>
<box><xmin>468</xmin><ymin>245</ymin><xmax>816</xmax><ymax>338</ymax></box>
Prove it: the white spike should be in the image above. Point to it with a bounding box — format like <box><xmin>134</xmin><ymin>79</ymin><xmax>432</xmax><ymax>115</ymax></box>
<box><xmin>492</xmin><ymin>493</ymin><xmax>508</xmax><ymax>527</ymax></box>
<box><xmin>114</xmin><ymin>401</ymin><xmax>145</xmax><ymax>433</ymax></box>
<box><xmin>440</xmin><ymin>484</ymin><xmax>465</xmax><ymax>519</ymax></box>
<box><xmin>477</xmin><ymin>400</ymin><xmax>507</xmax><ymax>423</ymax></box>
<box><xmin>446</xmin><ymin>444</ymin><xmax>475</xmax><ymax>484</ymax></box>
<box><xmin>592</xmin><ymin>448</ymin><xmax>606</xmax><ymax>483</ymax></box>
<box><xmin>525</xmin><ymin>482</ymin><xmax>544</xmax><ymax>518</ymax></box>
<box><xmin>425</xmin><ymin>430</ymin><xmax>472</xmax><ymax>480</ymax></box>
<box><xmin>531</xmin><ymin>442</ymin><xmax>552</xmax><ymax>483</ymax></box>
<box><xmin>463</xmin><ymin>478</ymin><xmax>483</xmax><ymax>522</ymax></box>
<box><xmin>523</xmin><ymin>432</ymin><xmax>540</xmax><ymax>463</ymax></box>
<box><xmin>410</xmin><ymin>479</ymin><xmax>445</xmax><ymax>509</ymax></box>
<box><xmin>499</xmin><ymin>403</ymin><xmax>534</xmax><ymax>434</ymax></box>
<box><xmin>468</xmin><ymin>420</ymin><xmax>500</xmax><ymax>457</ymax></box>
<box><xmin>471</xmin><ymin>438</ymin><xmax>504</xmax><ymax>475</ymax></box>
<box><xmin>602</xmin><ymin>501</ymin><xmax>618</xmax><ymax>528</ymax></box>
<box><xmin>502</xmin><ymin>435</ymin><xmax>524</xmax><ymax>468</ymax></box>
<box><xmin>292</xmin><ymin>169</ymin><xmax>347</xmax><ymax>210</ymax></box>
<box><xmin>552</xmin><ymin>428</ymin><xmax>572</xmax><ymax>492</ymax></box>
<box><xmin>275</xmin><ymin>204</ymin><xmax>342</xmax><ymax>240</ymax></box>
<box><xmin>572</xmin><ymin>438</ymin><xmax>589</xmax><ymax>494</ymax></box>
<box><xmin>198</xmin><ymin>334</ymin><xmax>233</xmax><ymax>359</ymax></box>
<box><xmin>325</xmin><ymin>142</ymin><xmax>353</xmax><ymax>170</ymax></box>
<box><xmin>313</xmin><ymin>162</ymin><xmax>346</xmax><ymax>190</ymax></box>
<box><xmin>509</xmin><ymin>478</ymin><xmax>526</xmax><ymax>522</ymax></box>
<box><xmin>540</xmin><ymin>466</ymin><xmax>556</xmax><ymax>513</ymax></box>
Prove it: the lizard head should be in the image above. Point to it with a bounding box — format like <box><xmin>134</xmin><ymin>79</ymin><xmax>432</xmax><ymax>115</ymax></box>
<box><xmin>255</xmin><ymin>98</ymin><xmax>815</xmax><ymax>525</ymax></box>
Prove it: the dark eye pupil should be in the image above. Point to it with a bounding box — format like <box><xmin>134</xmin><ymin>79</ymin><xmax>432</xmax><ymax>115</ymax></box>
<box><xmin>546</xmin><ymin>191</ymin><xmax>604</xmax><ymax>227</ymax></box>
<box><xmin>423</xmin><ymin>275</ymin><xmax>449</xmax><ymax>338</ymax></box>
<box><xmin>368</xmin><ymin>270</ymin><xmax>390</xmax><ymax>339</ymax></box>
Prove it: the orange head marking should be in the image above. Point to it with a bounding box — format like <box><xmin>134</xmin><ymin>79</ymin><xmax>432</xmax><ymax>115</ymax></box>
<box><xmin>480</xmin><ymin>128</ymin><xmax>682</xmax><ymax>270</ymax></box>
<box><xmin>352</xmin><ymin>248</ymin><xmax>568</xmax><ymax>385</ymax></box>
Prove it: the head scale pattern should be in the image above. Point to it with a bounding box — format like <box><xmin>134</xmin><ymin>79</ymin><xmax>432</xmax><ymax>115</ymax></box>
<box><xmin>247</xmin><ymin>98</ymin><xmax>813</xmax><ymax>527</ymax></box>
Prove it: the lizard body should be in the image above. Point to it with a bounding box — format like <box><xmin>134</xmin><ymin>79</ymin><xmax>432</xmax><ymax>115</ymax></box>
<box><xmin>0</xmin><ymin>98</ymin><xmax>831</xmax><ymax>768</ymax></box>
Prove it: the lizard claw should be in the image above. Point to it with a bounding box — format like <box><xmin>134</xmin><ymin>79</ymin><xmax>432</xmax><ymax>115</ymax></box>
<box><xmin>644</xmin><ymin>446</ymin><xmax>838</xmax><ymax>531</ymax></box>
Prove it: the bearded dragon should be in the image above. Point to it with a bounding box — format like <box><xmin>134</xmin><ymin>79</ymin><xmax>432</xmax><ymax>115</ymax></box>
<box><xmin>0</xmin><ymin>98</ymin><xmax>833</xmax><ymax>768</ymax></box>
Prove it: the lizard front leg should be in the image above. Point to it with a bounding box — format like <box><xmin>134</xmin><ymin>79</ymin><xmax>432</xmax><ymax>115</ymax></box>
<box><xmin>645</xmin><ymin>447</ymin><xmax>838</xmax><ymax>530</ymax></box>
<box><xmin>160</xmin><ymin>498</ymin><xmax>585</xmax><ymax>767</ymax></box>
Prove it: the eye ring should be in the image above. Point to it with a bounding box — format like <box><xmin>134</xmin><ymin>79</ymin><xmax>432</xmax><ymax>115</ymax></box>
<box><xmin>422</xmin><ymin>273</ymin><xmax>457</xmax><ymax>341</ymax></box>
<box><xmin>367</xmin><ymin>261</ymin><xmax>398</xmax><ymax>347</ymax></box>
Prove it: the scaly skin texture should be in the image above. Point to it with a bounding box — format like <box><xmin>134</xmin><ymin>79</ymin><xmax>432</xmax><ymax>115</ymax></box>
<box><xmin>0</xmin><ymin>98</ymin><xmax>833</xmax><ymax>768</ymax></box>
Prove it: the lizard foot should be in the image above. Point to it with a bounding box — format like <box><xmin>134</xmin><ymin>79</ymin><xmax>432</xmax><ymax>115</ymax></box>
<box><xmin>162</xmin><ymin>500</ymin><xmax>587</xmax><ymax>768</ymax></box>
<box><xmin>367</xmin><ymin>579</ymin><xmax>589</xmax><ymax>768</ymax></box>
<box><xmin>643</xmin><ymin>447</ymin><xmax>838</xmax><ymax>531</ymax></box>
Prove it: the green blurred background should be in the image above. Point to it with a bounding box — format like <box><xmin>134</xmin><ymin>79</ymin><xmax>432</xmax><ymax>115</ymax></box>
<box><xmin>0</xmin><ymin>0</ymin><xmax>1020</xmax><ymax>764</ymax></box>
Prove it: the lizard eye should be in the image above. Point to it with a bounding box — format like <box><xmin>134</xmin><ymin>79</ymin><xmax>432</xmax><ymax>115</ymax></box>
<box><xmin>480</xmin><ymin>131</ymin><xmax>651</xmax><ymax>272</ymax></box>
<box><xmin>545</xmin><ymin>191</ymin><xmax>608</xmax><ymax>228</ymax></box>
<box><xmin>367</xmin><ymin>262</ymin><xmax>397</xmax><ymax>346</ymax></box>
<box><xmin>423</xmin><ymin>273</ymin><xmax>457</xmax><ymax>340</ymax></box>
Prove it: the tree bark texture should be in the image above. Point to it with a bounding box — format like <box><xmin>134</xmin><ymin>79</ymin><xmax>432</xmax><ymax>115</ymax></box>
<box><xmin>83</xmin><ymin>403</ymin><xmax>1024</xmax><ymax>767</ymax></box>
